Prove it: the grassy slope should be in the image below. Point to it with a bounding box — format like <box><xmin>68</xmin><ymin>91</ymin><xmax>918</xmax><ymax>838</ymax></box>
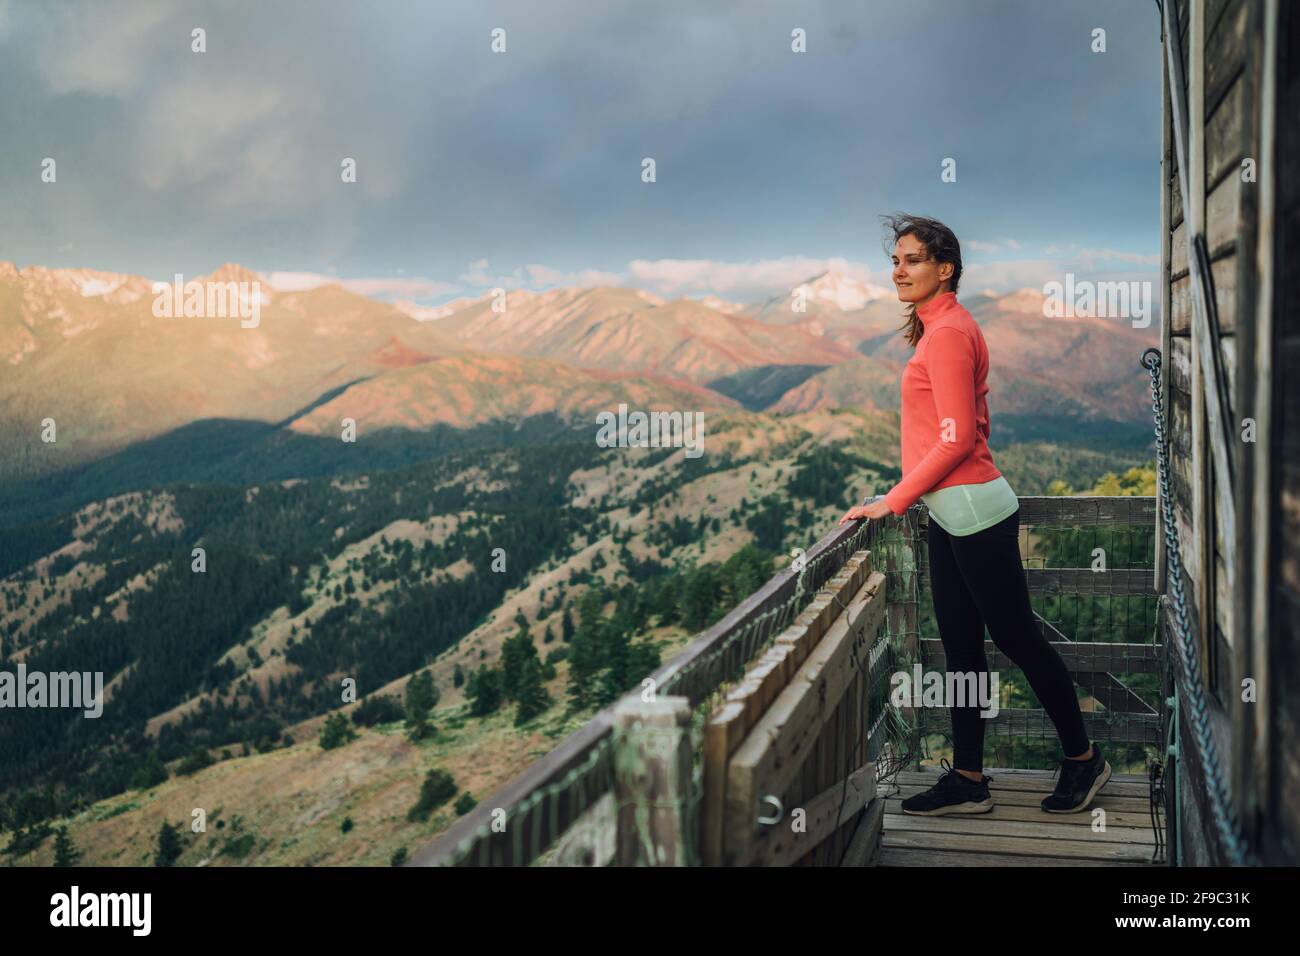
<box><xmin>6</xmin><ymin>408</ymin><xmax>1151</xmax><ymax>866</ymax></box>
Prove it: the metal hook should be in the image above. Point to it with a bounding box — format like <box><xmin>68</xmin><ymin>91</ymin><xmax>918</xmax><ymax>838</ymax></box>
<box><xmin>756</xmin><ymin>795</ymin><xmax>783</xmax><ymax>826</ymax></box>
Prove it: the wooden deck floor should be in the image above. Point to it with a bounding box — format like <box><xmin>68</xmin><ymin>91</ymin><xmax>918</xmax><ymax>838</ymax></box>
<box><xmin>872</xmin><ymin>766</ymin><xmax>1163</xmax><ymax>866</ymax></box>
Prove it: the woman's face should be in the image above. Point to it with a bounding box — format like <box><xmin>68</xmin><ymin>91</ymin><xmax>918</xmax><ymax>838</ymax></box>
<box><xmin>891</xmin><ymin>233</ymin><xmax>952</xmax><ymax>305</ymax></box>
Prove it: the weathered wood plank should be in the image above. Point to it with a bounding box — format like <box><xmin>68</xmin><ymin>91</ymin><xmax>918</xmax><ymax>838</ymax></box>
<box><xmin>882</xmin><ymin>797</ymin><xmax>1156</xmax><ymax>830</ymax></box>
<box><xmin>613</xmin><ymin>696</ymin><xmax>693</xmax><ymax>865</ymax></box>
<box><xmin>1171</xmin><ymin>274</ymin><xmax>1191</xmax><ymax>334</ymax></box>
<box><xmin>701</xmin><ymin>701</ymin><xmax>744</xmax><ymax>866</ymax></box>
<box><xmin>1172</xmin><ymin>219</ymin><xmax>1188</xmax><ymax>279</ymax></box>
<box><xmin>1205</xmin><ymin>0</ymin><xmax>1238</xmax><ymax>43</ymax></box>
<box><xmin>1205</xmin><ymin>0</ymin><xmax>1250</xmax><ymax>118</ymax></box>
<box><xmin>725</xmin><ymin>571</ymin><xmax>887</xmax><ymax>863</ymax></box>
<box><xmin>881</xmin><ymin>511</ymin><xmax>923</xmax><ymax>772</ymax></box>
<box><xmin>880</xmin><ymin>828</ymin><xmax>1154</xmax><ymax>862</ymax></box>
<box><xmin>750</xmin><ymin>761</ymin><xmax>876</xmax><ymax>867</ymax></box>
<box><xmin>883</xmin><ymin>812</ymin><xmax>1156</xmax><ymax>846</ymax></box>
<box><xmin>1206</xmin><ymin>73</ymin><xmax>1247</xmax><ymax>188</ymax></box>
<box><xmin>543</xmin><ymin>792</ymin><xmax>616</xmax><ymax>866</ymax></box>
<box><xmin>1207</xmin><ymin>172</ymin><xmax>1243</xmax><ymax>258</ymax></box>
<box><xmin>874</xmin><ymin>847</ymin><xmax>1153</xmax><ymax>867</ymax></box>
<box><xmin>1212</xmin><ymin>252</ymin><xmax>1239</xmax><ymax>334</ymax></box>
<box><xmin>841</xmin><ymin>794</ymin><xmax>886</xmax><ymax>867</ymax></box>
<box><xmin>1171</xmin><ymin>334</ymin><xmax>1194</xmax><ymax>402</ymax></box>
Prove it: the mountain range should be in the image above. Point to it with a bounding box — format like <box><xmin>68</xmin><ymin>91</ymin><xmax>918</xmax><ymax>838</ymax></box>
<box><xmin>1</xmin><ymin>261</ymin><xmax>1157</xmax><ymax>491</ymax></box>
<box><xmin>0</xmin><ymin>257</ymin><xmax>1161</xmax><ymax>866</ymax></box>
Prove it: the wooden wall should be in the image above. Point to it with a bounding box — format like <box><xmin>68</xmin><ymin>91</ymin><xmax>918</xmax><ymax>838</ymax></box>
<box><xmin>1266</xmin><ymin>0</ymin><xmax>1300</xmax><ymax>866</ymax></box>
<box><xmin>1164</xmin><ymin>0</ymin><xmax>1300</xmax><ymax>866</ymax></box>
<box><xmin>1162</xmin><ymin>0</ymin><xmax>1260</xmax><ymax>866</ymax></box>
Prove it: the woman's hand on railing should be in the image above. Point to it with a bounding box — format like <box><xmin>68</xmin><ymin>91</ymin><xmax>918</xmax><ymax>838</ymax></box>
<box><xmin>838</xmin><ymin>497</ymin><xmax>893</xmax><ymax>525</ymax></box>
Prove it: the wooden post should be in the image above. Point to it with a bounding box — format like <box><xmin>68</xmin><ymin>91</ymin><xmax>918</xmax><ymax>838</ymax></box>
<box><xmin>881</xmin><ymin>512</ymin><xmax>922</xmax><ymax>768</ymax></box>
<box><xmin>612</xmin><ymin>696</ymin><xmax>693</xmax><ymax>866</ymax></box>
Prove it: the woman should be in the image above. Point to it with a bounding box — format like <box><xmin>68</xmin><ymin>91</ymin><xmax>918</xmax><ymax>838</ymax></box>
<box><xmin>838</xmin><ymin>213</ymin><xmax>1111</xmax><ymax>816</ymax></box>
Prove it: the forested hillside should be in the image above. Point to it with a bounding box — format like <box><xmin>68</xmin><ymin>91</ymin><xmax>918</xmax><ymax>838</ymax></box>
<box><xmin>0</xmin><ymin>401</ymin><xmax>1154</xmax><ymax>865</ymax></box>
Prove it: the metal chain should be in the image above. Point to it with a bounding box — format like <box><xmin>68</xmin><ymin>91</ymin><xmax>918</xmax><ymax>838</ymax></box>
<box><xmin>1140</xmin><ymin>347</ymin><xmax>1252</xmax><ymax>866</ymax></box>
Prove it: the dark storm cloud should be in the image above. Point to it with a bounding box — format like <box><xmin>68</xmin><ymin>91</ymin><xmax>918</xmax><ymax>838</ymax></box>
<box><xmin>0</xmin><ymin>0</ymin><xmax>1160</xmax><ymax>300</ymax></box>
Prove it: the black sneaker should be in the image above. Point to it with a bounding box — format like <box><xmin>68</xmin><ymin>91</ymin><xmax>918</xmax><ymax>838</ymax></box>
<box><xmin>900</xmin><ymin>757</ymin><xmax>994</xmax><ymax>816</ymax></box>
<box><xmin>1041</xmin><ymin>741</ymin><xmax>1112</xmax><ymax>813</ymax></box>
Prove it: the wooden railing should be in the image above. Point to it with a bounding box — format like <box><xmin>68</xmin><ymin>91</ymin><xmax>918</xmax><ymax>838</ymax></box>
<box><xmin>409</xmin><ymin>496</ymin><xmax>1159</xmax><ymax>867</ymax></box>
<box><xmin>408</xmin><ymin>509</ymin><xmax>874</xmax><ymax>866</ymax></box>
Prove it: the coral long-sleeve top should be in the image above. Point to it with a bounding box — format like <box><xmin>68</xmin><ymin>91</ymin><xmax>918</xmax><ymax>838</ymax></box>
<box><xmin>883</xmin><ymin>291</ymin><xmax>1002</xmax><ymax>516</ymax></box>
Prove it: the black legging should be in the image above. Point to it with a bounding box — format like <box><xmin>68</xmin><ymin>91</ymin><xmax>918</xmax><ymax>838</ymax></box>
<box><xmin>927</xmin><ymin>507</ymin><xmax>1090</xmax><ymax>772</ymax></box>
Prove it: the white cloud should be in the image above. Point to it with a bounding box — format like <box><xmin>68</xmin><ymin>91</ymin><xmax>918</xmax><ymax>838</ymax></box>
<box><xmin>259</xmin><ymin>247</ymin><xmax>1157</xmax><ymax>311</ymax></box>
<box><xmin>525</xmin><ymin>264</ymin><xmax>623</xmax><ymax>287</ymax></box>
<box><xmin>1073</xmin><ymin>247</ymin><xmax>1160</xmax><ymax>267</ymax></box>
<box><xmin>261</xmin><ymin>271</ymin><xmax>458</xmax><ymax>300</ymax></box>
<box><xmin>28</xmin><ymin>4</ymin><xmax>171</xmax><ymax>97</ymax></box>
<box><xmin>341</xmin><ymin>277</ymin><xmax>461</xmax><ymax>299</ymax></box>
<box><xmin>625</xmin><ymin>256</ymin><xmax>889</xmax><ymax>301</ymax></box>
<box><xmin>961</xmin><ymin>259</ymin><xmax>1065</xmax><ymax>292</ymax></box>
<box><xmin>261</xmin><ymin>271</ymin><xmax>338</xmax><ymax>292</ymax></box>
<box><xmin>966</xmin><ymin>238</ymin><xmax>1025</xmax><ymax>255</ymax></box>
<box><xmin>458</xmin><ymin>259</ymin><xmax>498</xmax><ymax>286</ymax></box>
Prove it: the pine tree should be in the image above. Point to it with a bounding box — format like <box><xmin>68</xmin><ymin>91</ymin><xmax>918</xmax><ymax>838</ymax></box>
<box><xmin>514</xmin><ymin>653</ymin><xmax>552</xmax><ymax>725</ymax></box>
<box><xmin>595</xmin><ymin>624</ymin><xmax>630</xmax><ymax>707</ymax></box>
<box><xmin>407</xmin><ymin>769</ymin><xmax>458</xmax><ymax>821</ymax></box>
<box><xmin>561</xmin><ymin>607</ymin><xmax>575</xmax><ymax>643</ymax></box>
<box><xmin>154</xmin><ymin>821</ymin><xmax>183</xmax><ymax>867</ymax></box>
<box><xmin>683</xmin><ymin>565</ymin><xmax>718</xmax><ymax>630</ymax></box>
<box><xmin>319</xmin><ymin>712</ymin><xmax>357</xmax><ymax>749</ymax></box>
<box><xmin>566</xmin><ymin>589</ymin><xmax>605</xmax><ymax>711</ymax></box>
<box><xmin>500</xmin><ymin>627</ymin><xmax>535</xmax><ymax>702</ymax></box>
<box><xmin>404</xmin><ymin>670</ymin><xmax>439</xmax><ymax>739</ymax></box>
<box><xmin>53</xmin><ymin>826</ymin><xmax>81</xmax><ymax>867</ymax></box>
<box><xmin>628</xmin><ymin>636</ymin><xmax>662</xmax><ymax>691</ymax></box>
<box><xmin>466</xmin><ymin>665</ymin><xmax>502</xmax><ymax>717</ymax></box>
<box><xmin>130</xmin><ymin>751</ymin><xmax>168</xmax><ymax>790</ymax></box>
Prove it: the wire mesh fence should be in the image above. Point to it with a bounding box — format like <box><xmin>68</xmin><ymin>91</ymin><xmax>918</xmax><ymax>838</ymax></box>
<box><xmin>910</xmin><ymin>497</ymin><xmax>1162</xmax><ymax>775</ymax></box>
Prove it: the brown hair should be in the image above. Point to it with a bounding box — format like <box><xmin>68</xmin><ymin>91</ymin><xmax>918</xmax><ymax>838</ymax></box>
<box><xmin>880</xmin><ymin>213</ymin><xmax>963</xmax><ymax>347</ymax></box>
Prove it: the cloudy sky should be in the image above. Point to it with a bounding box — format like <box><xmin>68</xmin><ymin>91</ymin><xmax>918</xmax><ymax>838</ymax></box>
<box><xmin>0</xmin><ymin>0</ymin><xmax>1161</xmax><ymax>305</ymax></box>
